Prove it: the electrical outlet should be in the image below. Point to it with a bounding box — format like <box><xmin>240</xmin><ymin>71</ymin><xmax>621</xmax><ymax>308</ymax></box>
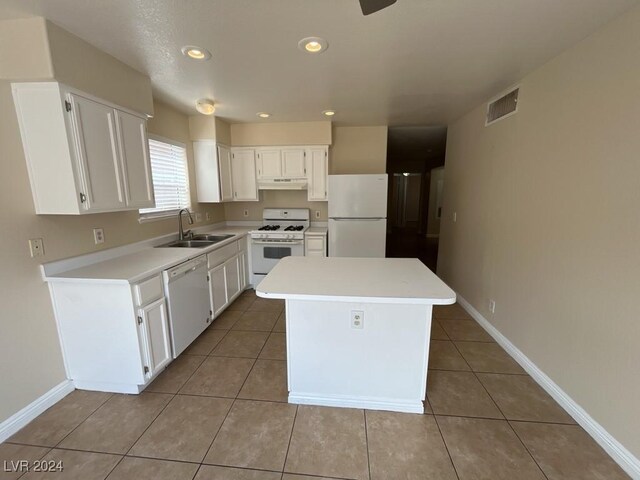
<box><xmin>243</xmin><ymin>209</ymin><xmax>249</xmax><ymax>217</ymax></box>
<box><xmin>195</xmin><ymin>212</ymin><xmax>202</xmax><ymax>222</ymax></box>
<box><xmin>452</xmin><ymin>212</ymin><xmax>457</xmax><ymax>223</ymax></box>
<box><xmin>28</xmin><ymin>238</ymin><xmax>44</xmax><ymax>258</ymax></box>
<box><xmin>93</xmin><ymin>228</ymin><xmax>104</xmax><ymax>245</ymax></box>
<box><xmin>351</xmin><ymin>310</ymin><xmax>364</xmax><ymax>329</ymax></box>
<box><xmin>489</xmin><ymin>299</ymin><xmax>496</xmax><ymax>314</ymax></box>
<box><xmin>315</xmin><ymin>210</ymin><xmax>321</xmax><ymax>219</ymax></box>
<box><xmin>205</xmin><ymin>212</ymin><xmax>211</xmax><ymax>221</ymax></box>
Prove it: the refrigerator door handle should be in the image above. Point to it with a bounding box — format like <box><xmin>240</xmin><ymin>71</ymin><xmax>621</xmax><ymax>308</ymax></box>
<box><xmin>330</xmin><ymin>217</ymin><xmax>386</xmax><ymax>221</ymax></box>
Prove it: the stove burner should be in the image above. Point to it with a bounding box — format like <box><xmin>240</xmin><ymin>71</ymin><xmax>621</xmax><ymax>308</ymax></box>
<box><xmin>284</xmin><ymin>225</ymin><xmax>304</xmax><ymax>231</ymax></box>
<box><xmin>258</xmin><ymin>225</ymin><xmax>281</xmax><ymax>231</ymax></box>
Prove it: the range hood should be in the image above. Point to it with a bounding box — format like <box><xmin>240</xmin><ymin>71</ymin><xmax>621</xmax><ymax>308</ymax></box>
<box><xmin>258</xmin><ymin>178</ymin><xmax>308</xmax><ymax>190</ymax></box>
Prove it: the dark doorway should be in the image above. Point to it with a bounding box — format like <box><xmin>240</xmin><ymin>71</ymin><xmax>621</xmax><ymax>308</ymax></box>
<box><xmin>386</xmin><ymin>127</ymin><xmax>447</xmax><ymax>271</ymax></box>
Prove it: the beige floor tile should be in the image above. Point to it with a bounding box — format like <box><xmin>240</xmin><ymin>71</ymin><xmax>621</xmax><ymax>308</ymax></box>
<box><xmin>477</xmin><ymin>374</ymin><xmax>575</xmax><ymax>423</ymax></box>
<box><xmin>238</xmin><ymin>359</ymin><xmax>288</xmax><ymax>402</ymax></box>
<box><xmin>204</xmin><ymin>400</ymin><xmax>296</xmax><ymax>471</ymax></box>
<box><xmin>0</xmin><ymin>443</ymin><xmax>50</xmax><ymax>480</ymax></box>
<box><xmin>107</xmin><ymin>456</ymin><xmax>199</xmax><ymax>480</ymax></box>
<box><xmin>211</xmin><ymin>330</ymin><xmax>269</xmax><ymax>358</ymax></box>
<box><xmin>428</xmin><ymin>340</ymin><xmax>471</xmax><ymax>371</ymax></box>
<box><xmin>241</xmin><ymin>288</ymin><xmax>258</xmax><ymax>299</ymax></box>
<box><xmin>366</xmin><ymin>410</ymin><xmax>457</xmax><ymax>480</ymax></box>
<box><xmin>259</xmin><ymin>332</ymin><xmax>286</xmax><ymax>360</ymax></box>
<box><xmin>455</xmin><ymin>341</ymin><xmax>525</xmax><ymax>374</ymax></box>
<box><xmin>227</xmin><ymin>296</ymin><xmax>255</xmax><ymax>311</ymax></box>
<box><xmin>511</xmin><ymin>422</ymin><xmax>630</xmax><ymax>480</ymax></box>
<box><xmin>427</xmin><ymin>370</ymin><xmax>503</xmax><ymax>419</ymax></box>
<box><xmin>272</xmin><ymin>313</ymin><xmax>286</xmax><ymax>333</ymax></box>
<box><xmin>180</xmin><ymin>356</ymin><xmax>255</xmax><ymax>397</ymax></box>
<box><xmin>285</xmin><ymin>406</ymin><xmax>369</xmax><ymax>480</ymax></box>
<box><xmin>431</xmin><ymin>320</ymin><xmax>449</xmax><ymax>340</ymax></box>
<box><xmin>20</xmin><ymin>449</ymin><xmax>121</xmax><ymax>480</ymax></box>
<box><xmin>58</xmin><ymin>392</ymin><xmax>172</xmax><ymax>454</ymax></box>
<box><xmin>9</xmin><ymin>390</ymin><xmax>112</xmax><ymax>447</ymax></box>
<box><xmin>247</xmin><ymin>298</ymin><xmax>285</xmax><ymax>313</ymax></box>
<box><xmin>437</xmin><ymin>416</ymin><xmax>545</xmax><ymax>479</ymax></box>
<box><xmin>146</xmin><ymin>354</ymin><xmax>206</xmax><ymax>394</ymax></box>
<box><xmin>129</xmin><ymin>395</ymin><xmax>232</xmax><ymax>463</ymax></box>
<box><xmin>282</xmin><ymin>476</ymin><xmax>337</xmax><ymax>480</ymax></box>
<box><xmin>183</xmin><ymin>329</ymin><xmax>228</xmax><ymax>355</ymax></box>
<box><xmin>433</xmin><ymin>303</ymin><xmax>471</xmax><ymax>320</ymax></box>
<box><xmin>439</xmin><ymin>319</ymin><xmax>494</xmax><ymax>342</ymax></box>
<box><xmin>210</xmin><ymin>310</ymin><xmax>244</xmax><ymax>330</ymax></box>
<box><xmin>423</xmin><ymin>398</ymin><xmax>433</xmax><ymax>414</ymax></box>
<box><xmin>195</xmin><ymin>465</ymin><xmax>281</xmax><ymax>480</ymax></box>
<box><xmin>232</xmin><ymin>311</ymin><xmax>280</xmax><ymax>332</ymax></box>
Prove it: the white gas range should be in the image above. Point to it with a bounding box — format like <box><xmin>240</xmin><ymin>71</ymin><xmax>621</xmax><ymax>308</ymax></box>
<box><xmin>250</xmin><ymin>208</ymin><xmax>310</xmax><ymax>284</ymax></box>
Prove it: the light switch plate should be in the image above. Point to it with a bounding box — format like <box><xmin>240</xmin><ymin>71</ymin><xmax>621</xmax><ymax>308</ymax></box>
<box><xmin>243</xmin><ymin>209</ymin><xmax>249</xmax><ymax>217</ymax></box>
<box><xmin>315</xmin><ymin>210</ymin><xmax>321</xmax><ymax>219</ymax></box>
<box><xmin>195</xmin><ymin>212</ymin><xmax>202</xmax><ymax>222</ymax></box>
<box><xmin>93</xmin><ymin>228</ymin><xmax>104</xmax><ymax>245</ymax></box>
<box><xmin>205</xmin><ymin>212</ymin><xmax>211</xmax><ymax>221</ymax></box>
<box><xmin>29</xmin><ymin>238</ymin><xmax>44</xmax><ymax>258</ymax></box>
<box><xmin>351</xmin><ymin>310</ymin><xmax>364</xmax><ymax>329</ymax></box>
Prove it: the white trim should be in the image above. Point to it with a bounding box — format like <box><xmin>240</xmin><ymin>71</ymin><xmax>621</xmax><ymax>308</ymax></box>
<box><xmin>0</xmin><ymin>380</ymin><xmax>74</xmax><ymax>443</ymax></box>
<box><xmin>456</xmin><ymin>294</ymin><xmax>640</xmax><ymax>480</ymax></box>
<box><xmin>289</xmin><ymin>393</ymin><xmax>424</xmax><ymax>414</ymax></box>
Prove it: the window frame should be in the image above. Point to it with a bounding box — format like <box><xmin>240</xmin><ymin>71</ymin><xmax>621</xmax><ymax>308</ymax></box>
<box><xmin>138</xmin><ymin>134</ymin><xmax>191</xmax><ymax>223</ymax></box>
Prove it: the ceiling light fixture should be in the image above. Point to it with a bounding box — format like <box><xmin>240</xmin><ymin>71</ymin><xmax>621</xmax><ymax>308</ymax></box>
<box><xmin>322</xmin><ymin>110</ymin><xmax>336</xmax><ymax>117</ymax></box>
<box><xmin>196</xmin><ymin>99</ymin><xmax>215</xmax><ymax>115</ymax></box>
<box><xmin>298</xmin><ymin>37</ymin><xmax>328</xmax><ymax>54</ymax></box>
<box><xmin>257</xmin><ymin>112</ymin><xmax>271</xmax><ymax>118</ymax></box>
<box><xmin>181</xmin><ymin>45</ymin><xmax>211</xmax><ymax>60</ymax></box>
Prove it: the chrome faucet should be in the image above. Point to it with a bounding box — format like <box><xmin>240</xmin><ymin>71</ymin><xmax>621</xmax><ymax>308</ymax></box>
<box><xmin>178</xmin><ymin>208</ymin><xmax>194</xmax><ymax>240</ymax></box>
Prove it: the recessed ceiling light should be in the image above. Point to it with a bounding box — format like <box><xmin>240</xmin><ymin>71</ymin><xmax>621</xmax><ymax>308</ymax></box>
<box><xmin>181</xmin><ymin>45</ymin><xmax>211</xmax><ymax>60</ymax></box>
<box><xmin>298</xmin><ymin>37</ymin><xmax>328</xmax><ymax>54</ymax></box>
<box><xmin>257</xmin><ymin>112</ymin><xmax>271</xmax><ymax>118</ymax></box>
<box><xmin>196</xmin><ymin>99</ymin><xmax>215</xmax><ymax>115</ymax></box>
<box><xmin>322</xmin><ymin>110</ymin><xmax>336</xmax><ymax>117</ymax></box>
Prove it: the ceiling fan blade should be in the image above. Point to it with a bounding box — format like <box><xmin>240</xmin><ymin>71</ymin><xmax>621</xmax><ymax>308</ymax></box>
<box><xmin>359</xmin><ymin>0</ymin><xmax>397</xmax><ymax>15</ymax></box>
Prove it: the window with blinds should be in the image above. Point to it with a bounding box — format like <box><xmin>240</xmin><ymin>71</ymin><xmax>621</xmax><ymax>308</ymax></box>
<box><xmin>139</xmin><ymin>137</ymin><xmax>190</xmax><ymax>218</ymax></box>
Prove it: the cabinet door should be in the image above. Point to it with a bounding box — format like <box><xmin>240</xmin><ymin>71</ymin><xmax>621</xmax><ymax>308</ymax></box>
<box><xmin>218</xmin><ymin>145</ymin><xmax>234</xmax><ymax>201</ymax></box>
<box><xmin>282</xmin><ymin>148</ymin><xmax>306</xmax><ymax>177</ymax></box>
<box><xmin>239</xmin><ymin>251</ymin><xmax>249</xmax><ymax>290</ymax></box>
<box><xmin>225</xmin><ymin>255</ymin><xmax>241</xmax><ymax>301</ymax></box>
<box><xmin>69</xmin><ymin>93</ymin><xmax>126</xmax><ymax>211</ymax></box>
<box><xmin>116</xmin><ymin>110</ymin><xmax>154</xmax><ymax>208</ymax></box>
<box><xmin>256</xmin><ymin>148</ymin><xmax>282</xmax><ymax>179</ymax></box>
<box><xmin>307</xmin><ymin>147</ymin><xmax>328</xmax><ymax>201</ymax></box>
<box><xmin>305</xmin><ymin>235</ymin><xmax>327</xmax><ymax>257</ymax></box>
<box><xmin>138</xmin><ymin>298</ymin><xmax>172</xmax><ymax>379</ymax></box>
<box><xmin>209</xmin><ymin>263</ymin><xmax>228</xmax><ymax>317</ymax></box>
<box><xmin>194</xmin><ymin>141</ymin><xmax>221</xmax><ymax>202</ymax></box>
<box><xmin>231</xmin><ymin>149</ymin><xmax>259</xmax><ymax>201</ymax></box>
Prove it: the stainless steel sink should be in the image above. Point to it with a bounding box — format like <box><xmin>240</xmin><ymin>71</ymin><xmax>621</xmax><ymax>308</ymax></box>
<box><xmin>157</xmin><ymin>240</ymin><xmax>217</xmax><ymax>248</ymax></box>
<box><xmin>191</xmin><ymin>234</ymin><xmax>235</xmax><ymax>242</ymax></box>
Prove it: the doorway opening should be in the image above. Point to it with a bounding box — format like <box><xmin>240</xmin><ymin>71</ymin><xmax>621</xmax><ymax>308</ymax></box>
<box><xmin>386</xmin><ymin>126</ymin><xmax>447</xmax><ymax>271</ymax></box>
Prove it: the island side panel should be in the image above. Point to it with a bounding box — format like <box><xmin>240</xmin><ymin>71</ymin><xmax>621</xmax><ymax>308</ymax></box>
<box><xmin>285</xmin><ymin>299</ymin><xmax>432</xmax><ymax>413</ymax></box>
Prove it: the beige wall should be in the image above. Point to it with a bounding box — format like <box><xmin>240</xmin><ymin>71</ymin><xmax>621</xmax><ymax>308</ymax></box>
<box><xmin>0</xmin><ymin>18</ymin><xmax>53</xmax><ymax>80</ymax></box>
<box><xmin>188</xmin><ymin>116</ymin><xmax>232</xmax><ymax>145</ymax></box>
<box><xmin>224</xmin><ymin>191</ymin><xmax>328</xmax><ymax>221</ymax></box>
<box><xmin>230</xmin><ymin>121</ymin><xmax>332</xmax><ymax>146</ymax></box>
<box><xmin>330</xmin><ymin>126</ymin><xmax>388</xmax><ymax>174</ymax></box>
<box><xmin>439</xmin><ymin>6</ymin><xmax>640</xmax><ymax>458</ymax></box>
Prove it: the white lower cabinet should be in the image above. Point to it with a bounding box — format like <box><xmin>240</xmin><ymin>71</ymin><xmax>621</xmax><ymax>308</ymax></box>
<box><xmin>208</xmin><ymin>236</ymin><xmax>250</xmax><ymax>324</ymax></box>
<box><xmin>137</xmin><ymin>297</ymin><xmax>172</xmax><ymax>379</ymax></box>
<box><xmin>225</xmin><ymin>256</ymin><xmax>241</xmax><ymax>300</ymax></box>
<box><xmin>305</xmin><ymin>230</ymin><xmax>328</xmax><ymax>257</ymax></box>
<box><xmin>209</xmin><ymin>262</ymin><xmax>228</xmax><ymax>317</ymax></box>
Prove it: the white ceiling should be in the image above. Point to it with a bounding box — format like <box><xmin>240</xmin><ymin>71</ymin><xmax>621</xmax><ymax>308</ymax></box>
<box><xmin>1</xmin><ymin>0</ymin><xmax>637</xmax><ymax>125</ymax></box>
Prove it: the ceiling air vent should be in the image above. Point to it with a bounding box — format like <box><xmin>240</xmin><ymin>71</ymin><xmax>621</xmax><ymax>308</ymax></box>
<box><xmin>486</xmin><ymin>87</ymin><xmax>519</xmax><ymax>126</ymax></box>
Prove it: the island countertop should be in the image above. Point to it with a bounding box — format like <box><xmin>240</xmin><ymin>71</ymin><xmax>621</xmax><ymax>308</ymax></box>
<box><xmin>257</xmin><ymin>256</ymin><xmax>456</xmax><ymax>305</ymax></box>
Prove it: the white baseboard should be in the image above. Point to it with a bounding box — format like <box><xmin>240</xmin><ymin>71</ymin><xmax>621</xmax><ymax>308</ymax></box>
<box><xmin>0</xmin><ymin>380</ymin><xmax>74</xmax><ymax>443</ymax></box>
<box><xmin>289</xmin><ymin>393</ymin><xmax>424</xmax><ymax>414</ymax></box>
<box><xmin>456</xmin><ymin>294</ymin><xmax>640</xmax><ymax>480</ymax></box>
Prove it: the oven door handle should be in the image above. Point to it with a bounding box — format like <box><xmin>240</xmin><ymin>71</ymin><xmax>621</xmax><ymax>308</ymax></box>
<box><xmin>252</xmin><ymin>240</ymin><xmax>304</xmax><ymax>245</ymax></box>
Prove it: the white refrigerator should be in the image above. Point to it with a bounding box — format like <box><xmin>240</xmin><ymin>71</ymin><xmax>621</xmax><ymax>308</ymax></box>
<box><xmin>328</xmin><ymin>174</ymin><xmax>388</xmax><ymax>257</ymax></box>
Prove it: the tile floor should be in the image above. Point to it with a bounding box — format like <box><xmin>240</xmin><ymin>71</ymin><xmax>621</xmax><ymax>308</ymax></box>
<box><xmin>1</xmin><ymin>292</ymin><xmax>630</xmax><ymax>480</ymax></box>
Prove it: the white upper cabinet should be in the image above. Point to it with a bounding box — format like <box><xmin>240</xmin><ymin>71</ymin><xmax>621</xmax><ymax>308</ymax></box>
<box><xmin>282</xmin><ymin>148</ymin><xmax>306</xmax><ymax>177</ymax></box>
<box><xmin>116</xmin><ymin>110</ymin><xmax>154</xmax><ymax>208</ymax></box>
<box><xmin>256</xmin><ymin>148</ymin><xmax>282</xmax><ymax>179</ymax></box>
<box><xmin>12</xmin><ymin>82</ymin><xmax>155</xmax><ymax>214</ymax></box>
<box><xmin>230</xmin><ymin>148</ymin><xmax>259</xmax><ymax>201</ymax></box>
<box><xmin>194</xmin><ymin>141</ymin><xmax>233</xmax><ymax>203</ymax></box>
<box><xmin>306</xmin><ymin>146</ymin><xmax>329</xmax><ymax>201</ymax></box>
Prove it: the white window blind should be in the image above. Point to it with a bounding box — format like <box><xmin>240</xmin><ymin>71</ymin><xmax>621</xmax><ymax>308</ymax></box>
<box><xmin>140</xmin><ymin>137</ymin><xmax>190</xmax><ymax>218</ymax></box>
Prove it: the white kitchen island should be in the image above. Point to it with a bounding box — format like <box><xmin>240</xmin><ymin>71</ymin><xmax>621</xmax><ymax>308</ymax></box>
<box><xmin>256</xmin><ymin>256</ymin><xmax>456</xmax><ymax>413</ymax></box>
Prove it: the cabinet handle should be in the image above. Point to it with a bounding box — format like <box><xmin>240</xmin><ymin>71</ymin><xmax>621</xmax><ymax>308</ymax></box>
<box><xmin>143</xmin><ymin>366</ymin><xmax>149</xmax><ymax>374</ymax></box>
<box><xmin>137</xmin><ymin>315</ymin><xmax>143</xmax><ymax>325</ymax></box>
<box><xmin>234</xmin><ymin>192</ymin><xmax>237</xmax><ymax>198</ymax></box>
<box><xmin>79</xmin><ymin>192</ymin><xmax>87</xmax><ymax>203</ymax></box>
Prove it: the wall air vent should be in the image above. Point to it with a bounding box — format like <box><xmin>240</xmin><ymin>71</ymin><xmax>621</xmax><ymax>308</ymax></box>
<box><xmin>485</xmin><ymin>87</ymin><xmax>519</xmax><ymax>126</ymax></box>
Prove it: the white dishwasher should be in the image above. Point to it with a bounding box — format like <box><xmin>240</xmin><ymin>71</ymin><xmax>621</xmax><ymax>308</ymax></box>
<box><xmin>163</xmin><ymin>255</ymin><xmax>210</xmax><ymax>358</ymax></box>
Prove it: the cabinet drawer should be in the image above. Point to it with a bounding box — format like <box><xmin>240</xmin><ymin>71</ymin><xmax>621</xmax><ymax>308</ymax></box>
<box><xmin>134</xmin><ymin>275</ymin><xmax>163</xmax><ymax>306</ymax></box>
<box><xmin>306</xmin><ymin>236</ymin><xmax>325</xmax><ymax>251</ymax></box>
<box><xmin>208</xmin><ymin>241</ymin><xmax>239</xmax><ymax>267</ymax></box>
